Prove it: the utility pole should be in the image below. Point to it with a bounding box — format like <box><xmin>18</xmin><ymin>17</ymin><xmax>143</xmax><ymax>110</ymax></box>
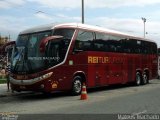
<box><xmin>141</xmin><ymin>17</ymin><xmax>146</xmax><ymax>38</ymax></box>
<box><xmin>82</xmin><ymin>0</ymin><xmax>84</xmax><ymax>24</ymax></box>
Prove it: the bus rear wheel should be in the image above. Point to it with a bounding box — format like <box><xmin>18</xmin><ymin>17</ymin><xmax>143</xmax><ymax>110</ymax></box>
<box><xmin>135</xmin><ymin>72</ymin><xmax>141</xmax><ymax>86</ymax></box>
<box><xmin>71</xmin><ymin>76</ymin><xmax>82</xmax><ymax>95</ymax></box>
<box><xmin>142</xmin><ymin>72</ymin><xmax>148</xmax><ymax>85</ymax></box>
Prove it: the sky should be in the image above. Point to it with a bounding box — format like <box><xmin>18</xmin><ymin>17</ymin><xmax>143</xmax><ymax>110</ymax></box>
<box><xmin>0</xmin><ymin>0</ymin><xmax>160</xmax><ymax>46</ymax></box>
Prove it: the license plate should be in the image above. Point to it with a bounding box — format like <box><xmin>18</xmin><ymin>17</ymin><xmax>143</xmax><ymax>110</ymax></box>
<box><xmin>17</xmin><ymin>76</ymin><xmax>24</xmax><ymax>79</ymax></box>
<box><xmin>20</xmin><ymin>86</ymin><xmax>26</xmax><ymax>89</ymax></box>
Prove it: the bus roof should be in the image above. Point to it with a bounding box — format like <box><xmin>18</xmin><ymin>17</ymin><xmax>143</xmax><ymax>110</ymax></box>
<box><xmin>55</xmin><ymin>23</ymin><xmax>155</xmax><ymax>43</ymax></box>
<box><xmin>19</xmin><ymin>23</ymin><xmax>133</xmax><ymax>37</ymax></box>
<box><xmin>55</xmin><ymin>23</ymin><xmax>131</xmax><ymax>36</ymax></box>
<box><xmin>19</xmin><ymin>23</ymin><xmax>155</xmax><ymax>43</ymax></box>
<box><xmin>19</xmin><ymin>23</ymin><xmax>56</xmax><ymax>35</ymax></box>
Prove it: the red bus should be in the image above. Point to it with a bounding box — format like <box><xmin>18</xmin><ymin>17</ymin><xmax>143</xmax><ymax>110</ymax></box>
<box><xmin>10</xmin><ymin>23</ymin><xmax>158</xmax><ymax>95</ymax></box>
<box><xmin>158</xmin><ymin>48</ymin><xmax>160</xmax><ymax>79</ymax></box>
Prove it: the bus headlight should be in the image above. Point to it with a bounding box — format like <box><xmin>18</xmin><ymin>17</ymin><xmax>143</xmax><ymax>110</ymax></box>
<box><xmin>39</xmin><ymin>72</ymin><xmax>53</xmax><ymax>81</ymax></box>
<box><xmin>40</xmin><ymin>84</ymin><xmax>44</xmax><ymax>89</ymax></box>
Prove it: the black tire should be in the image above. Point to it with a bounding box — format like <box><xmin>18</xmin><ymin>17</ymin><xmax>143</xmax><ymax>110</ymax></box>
<box><xmin>141</xmin><ymin>72</ymin><xmax>148</xmax><ymax>85</ymax></box>
<box><xmin>135</xmin><ymin>72</ymin><xmax>141</xmax><ymax>86</ymax></box>
<box><xmin>71</xmin><ymin>76</ymin><xmax>82</xmax><ymax>95</ymax></box>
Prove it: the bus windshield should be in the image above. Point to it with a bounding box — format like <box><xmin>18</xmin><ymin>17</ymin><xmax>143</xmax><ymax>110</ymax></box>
<box><xmin>11</xmin><ymin>28</ymin><xmax>75</xmax><ymax>74</ymax></box>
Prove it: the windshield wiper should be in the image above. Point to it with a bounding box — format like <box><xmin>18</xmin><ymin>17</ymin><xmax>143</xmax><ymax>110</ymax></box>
<box><xmin>13</xmin><ymin>46</ymin><xmax>33</xmax><ymax>74</ymax></box>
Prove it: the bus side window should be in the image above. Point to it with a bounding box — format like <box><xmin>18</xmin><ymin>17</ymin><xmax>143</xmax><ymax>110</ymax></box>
<box><xmin>74</xmin><ymin>30</ymin><xmax>94</xmax><ymax>52</ymax></box>
<box><xmin>95</xmin><ymin>32</ymin><xmax>124</xmax><ymax>53</ymax></box>
<box><xmin>151</xmin><ymin>43</ymin><xmax>157</xmax><ymax>54</ymax></box>
<box><xmin>93</xmin><ymin>40</ymin><xmax>105</xmax><ymax>51</ymax></box>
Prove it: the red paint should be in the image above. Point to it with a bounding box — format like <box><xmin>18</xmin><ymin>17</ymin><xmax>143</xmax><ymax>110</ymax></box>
<box><xmin>10</xmin><ymin>24</ymin><xmax>158</xmax><ymax>93</ymax></box>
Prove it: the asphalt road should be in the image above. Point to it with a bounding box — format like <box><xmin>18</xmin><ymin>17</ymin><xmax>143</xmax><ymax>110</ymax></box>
<box><xmin>0</xmin><ymin>79</ymin><xmax>160</xmax><ymax>120</ymax></box>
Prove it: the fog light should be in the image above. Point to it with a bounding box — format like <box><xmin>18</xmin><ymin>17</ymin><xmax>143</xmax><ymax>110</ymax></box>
<box><xmin>40</xmin><ymin>84</ymin><xmax>44</xmax><ymax>89</ymax></box>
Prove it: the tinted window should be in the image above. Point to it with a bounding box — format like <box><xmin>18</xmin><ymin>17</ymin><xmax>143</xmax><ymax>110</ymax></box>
<box><xmin>122</xmin><ymin>39</ymin><xmax>157</xmax><ymax>54</ymax></box>
<box><xmin>74</xmin><ymin>30</ymin><xmax>94</xmax><ymax>51</ymax></box>
<box><xmin>12</xmin><ymin>31</ymin><xmax>51</xmax><ymax>74</ymax></box>
<box><xmin>124</xmin><ymin>39</ymin><xmax>144</xmax><ymax>54</ymax></box>
<box><xmin>47</xmin><ymin>28</ymin><xmax>75</xmax><ymax>66</ymax></box>
<box><xmin>74</xmin><ymin>30</ymin><xmax>157</xmax><ymax>54</ymax></box>
<box><xmin>53</xmin><ymin>28</ymin><xmax>75</xmax><ymax>49</ymax></box>
<box><xmin>53</xmin><ymin>28</ymin><xmax>74</xmax><ymax>39</ymax></box>
<box><xmin>95</xmin><ymin>32</ymin><xmax>123</xmax><ymax>52</ymax></box>
<box><xmin>151</xmin><ymin>42</ymin><xmax>157</xmax><ymax>54</ymax></box>
<box><xmin>142</xmin><ymin>41</ymin><xmax>149</xmax><ymax>54</ymax></box>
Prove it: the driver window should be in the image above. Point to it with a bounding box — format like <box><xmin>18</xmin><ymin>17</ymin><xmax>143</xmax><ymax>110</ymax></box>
<box><xmin>46</xmin><ymin>41</ymin><xmax>63</xmax><ymax>67</ymax></box>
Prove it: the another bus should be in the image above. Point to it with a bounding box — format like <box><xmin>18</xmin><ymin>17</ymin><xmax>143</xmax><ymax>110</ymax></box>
<box><xmin>10</xmin><ymin>23</ymin><xmax>158</xmax><ymax>95</ymax></box>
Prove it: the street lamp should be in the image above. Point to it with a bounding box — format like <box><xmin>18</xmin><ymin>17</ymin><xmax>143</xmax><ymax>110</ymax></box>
<box><xmin>82</xmin><ymin>0</ymin><xmax>84</xmax><ymax>24</ymax></box>
<box><xmin>141</xmin><ymin>17</ymin><xmax>146</xmax><ymax>38</ymax></box>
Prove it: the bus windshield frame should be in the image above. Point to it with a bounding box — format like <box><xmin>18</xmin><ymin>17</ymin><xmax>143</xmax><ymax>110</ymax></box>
<box><xmin>11</xmin><ymin>28</ymin><xmax>75</xmax><ymax>74</ymax></box>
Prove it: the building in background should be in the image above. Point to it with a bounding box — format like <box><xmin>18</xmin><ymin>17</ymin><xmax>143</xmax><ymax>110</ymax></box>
<box><xmin>0</xmin><ymin>36</ymin><xmax>9</xmax><ymax>69</ymax></box>
<box><xmin>0</xmin><ymin>36</ymin><xmax>9</xmax><ymax>47</ymax></box>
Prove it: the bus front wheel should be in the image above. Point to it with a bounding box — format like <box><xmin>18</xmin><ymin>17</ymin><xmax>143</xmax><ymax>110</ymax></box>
<box><xmin>71</xmin><ymin>76</ymin><xmax>82</xmax><ymax>95</ymax></box>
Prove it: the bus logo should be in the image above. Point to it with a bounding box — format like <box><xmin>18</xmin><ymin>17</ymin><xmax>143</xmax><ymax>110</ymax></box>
<box><xmin>88</xmin><ymin>56</ymin><xmax>109</xmax><ymax>64</ymax></box>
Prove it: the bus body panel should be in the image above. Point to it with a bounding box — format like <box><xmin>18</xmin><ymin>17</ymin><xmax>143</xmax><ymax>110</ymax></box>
<box><xmin>158</xmin><ymin>56</ymin><xmax>160</xmax><ymax>78</ymax></box>
<box><xmin>10</xmin><ymin>23</ymin><xmax>158</xmax><ymax>93</ymax></box>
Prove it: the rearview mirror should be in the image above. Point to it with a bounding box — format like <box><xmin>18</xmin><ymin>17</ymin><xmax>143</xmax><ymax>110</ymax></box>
<box><xmin>39</xmin><ymin>35</ymin><xmax>63</xmax><ymax>53</ymax></box>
